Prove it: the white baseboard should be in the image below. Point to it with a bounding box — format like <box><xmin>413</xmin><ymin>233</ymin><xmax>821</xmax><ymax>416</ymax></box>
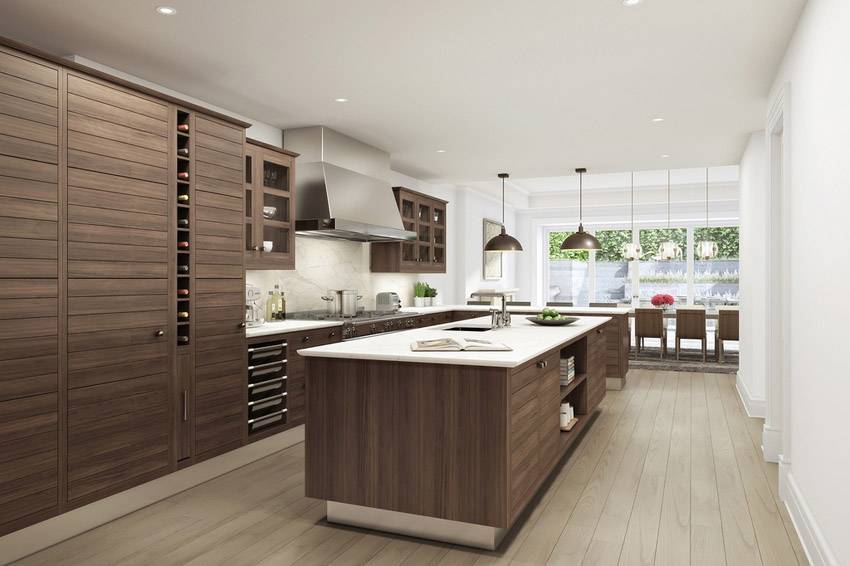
<box><xmin>0</xmin><ymin>426</ymin><xmax>304</xmax><ymax>566</ymax></box>
<box><xmin>762</xmin><ymin>424</ymin><xmax>782</xmax><ymax>463</ymax></box>
<box><xmin>735</xmin><ymin>371</ymin><xmax>766</xmax><ymax>418</ymax></box>
<box><xmin>783</xmin><ymin>470</ymin><xmax>839</xmax><ymax>566</ymax></box>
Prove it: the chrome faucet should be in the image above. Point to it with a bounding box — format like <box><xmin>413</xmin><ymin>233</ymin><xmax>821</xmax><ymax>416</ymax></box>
<box><xmin>490</xmin><ymin>295</ymin><xmax>511</xmax><ymax>329</ymax></box>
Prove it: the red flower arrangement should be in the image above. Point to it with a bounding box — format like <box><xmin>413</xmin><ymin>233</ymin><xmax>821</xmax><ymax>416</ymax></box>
<box><xmin>651</xmin><ymin>293</ymin><xmax>675</xmax><ymax>308</ymax></box>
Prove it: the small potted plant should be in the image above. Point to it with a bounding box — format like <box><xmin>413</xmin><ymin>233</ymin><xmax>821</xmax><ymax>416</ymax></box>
<box><xmin>650</xmin><ymin>293</ymin><xmax>675</xmax><ymax>310</ymax></box>
<box><xmin>413</xmin><ymin>281</ymin><xmax>427</xmax><ymax>307</ymax></box>
<box><xmin>426</xmin><ymin>284</ymin><xmax>439</xmax><ymax>306</ymax></box>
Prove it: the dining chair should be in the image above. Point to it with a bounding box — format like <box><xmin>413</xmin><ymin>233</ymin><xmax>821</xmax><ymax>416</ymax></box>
<box><xmin>675</xmin><ymin>306</ymin><xmax>707</xmax><ymax>361</ymax></box>
<box><xmin>589</xmin><ymin>302</ymin><xmax>617</xmax><ymax>308</ymax></box>
<box><xmin>546</xmin><ymin>301</ymin><xmax>573</xmax><ymax>307</ymax></box>
<box><xmin>716</xmin><ymin>307</ymin><xmax>739</xmax><ymax>362</ymax></box>
<box><xmin>634</xmin><ymin>308</ymin><xmax>666</xmax><ymax>359</ymax></box>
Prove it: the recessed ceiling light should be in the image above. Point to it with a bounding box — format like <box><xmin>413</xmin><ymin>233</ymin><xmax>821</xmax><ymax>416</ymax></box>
<box><xmin>661</xmin><ymin>154</ymin><xmax>671</xmax><ymax>158</ymax></box>
<box><xmin>436</xmin><ymin>149</ymin><xmax>446</xmax><ymax>153</ymax></box>
<box><xmin>333</xmin><ymin>97</ymin><xmax>349</xmax><ymax>103</ymax></box>
<box><xmin>651</xmin><ymin>117</ymin><xmax>665</xmax><ymax>123</ymax></box>
<box><xmin>155</xmin><ymin>6</ymin><xmax>177</xmax><ymax>15</ymax></box>
<box><xmin>622</xmin><ymin>0</ymin><xmax>641</xmax><ymax>6</ymax></box>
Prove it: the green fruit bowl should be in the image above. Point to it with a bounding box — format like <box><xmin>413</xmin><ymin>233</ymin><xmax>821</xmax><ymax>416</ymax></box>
<box><xmin>526</xmin><ymin>316</ymin><xmax>579</xmax><ymax>326</ymax></box>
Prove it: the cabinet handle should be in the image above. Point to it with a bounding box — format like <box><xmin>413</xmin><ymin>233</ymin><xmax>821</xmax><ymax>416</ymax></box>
<box><xmin>328</xmin><ymin>330</ymin><xmax>336</xmax><ymax>338</ymax></box>
<box><xmin>536</xmin><ymin>360</ymin><xmax>548</xmax><ymax>369</ymax></box>
<box><xmin>239</xmin><ymin>322</ymin><xmax>246</xmax><ymax>328</ymax></box>
<box><xmin>302</xmin><ymin>336</ymin><xmax>311</xmax><ymax>343</ymax></box>
<box><xmin>154</xmin><ymin>329</ymin><xmax>164</xmax><ymax>337</ymax></box>
<box><xmin>253</xmin><ymin>246</ymin><xmax>260</xmax><ymax>251</ymax></box>
<box><xmin>181</xmin><ymin>389</ymin><xmax>188</xmax><ymax>422</ymax></box>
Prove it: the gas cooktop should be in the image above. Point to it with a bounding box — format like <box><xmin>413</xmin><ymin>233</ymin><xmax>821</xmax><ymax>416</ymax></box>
<box><xmin>287</xmin><ymin>309</ymin><xmax>418</xmax><ymax>322</ymax></box>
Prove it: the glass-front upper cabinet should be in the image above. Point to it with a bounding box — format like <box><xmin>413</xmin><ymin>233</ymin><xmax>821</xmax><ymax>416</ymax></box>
<box><xmin>370</xmin><ymin>187</ymin><xmax>448</xmax><ymax>274</ymax></box>
<box><xmin>245</xmin><ymin>139</ymin><xmax>297</xmax><ymax>270</ymax></box>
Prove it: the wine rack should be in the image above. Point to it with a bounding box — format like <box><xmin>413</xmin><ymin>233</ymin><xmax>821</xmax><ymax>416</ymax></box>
<box><xmin>176</xmin><ymin>109</ymin><xmax>192</xmax><ymax>348</ymax></box>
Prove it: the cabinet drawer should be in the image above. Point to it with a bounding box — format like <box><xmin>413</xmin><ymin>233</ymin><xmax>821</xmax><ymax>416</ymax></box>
<box><xmin>510</xmin><ymin>351</ymin><xmax>558</xmax><ymax>392</ymax></box>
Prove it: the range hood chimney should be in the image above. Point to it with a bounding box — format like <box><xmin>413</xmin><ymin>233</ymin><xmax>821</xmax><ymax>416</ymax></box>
<box><xmin>283</xmin><ymin>126</ymin><xmax>416</xmax><ymax>242</ymax></box>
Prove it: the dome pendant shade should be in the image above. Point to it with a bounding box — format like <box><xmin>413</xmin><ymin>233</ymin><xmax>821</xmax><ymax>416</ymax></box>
<box><xmin>561</xmin><ymin>167</ymin><xmax>599</xmax><ymax>250</ymax></box>
<box><xmin>484</xmin><ymin>172</ymin><xmax>523</xmax><ymax>252</ymax></box>
<box><xmin>695</xmin><ymin>240</ymin><xmax>719</xmax><ymax>260</ymax></box>
<box><xmin>485</xmin><ymin>226</ymin><xmax>524</xmax><ymax>252</ymax></box>
<box><xmin>561</xmin><ymin>223</ymin><xmax>601</xmax><ymax>250</ymax></box>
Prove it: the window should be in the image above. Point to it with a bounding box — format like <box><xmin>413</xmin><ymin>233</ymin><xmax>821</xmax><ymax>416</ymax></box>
<box><xmin>638</xmin><ymin>228</ymin><xmax>687</xmax><ymax>302</ymax></box>
<box><xmin>548</xmin><ymin>231</ymin><xmax>590</xmax><ymax>306</ymax></box>
<box><xmin>595</xmin><ymin>229</ymin><xmax>632</xmax><ymax>303</ymax></box>
<box><xmin>694</xmin><ymin>226</ymin><xmax>739</xmax><ymax>303</ymax></box>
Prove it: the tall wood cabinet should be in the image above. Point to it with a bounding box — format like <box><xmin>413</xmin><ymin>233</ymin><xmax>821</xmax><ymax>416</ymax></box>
<box><xmin>244</xmin><ymin>139</ymin><xmax>297</xmax><ymax>270</ymax></box>
<box><xmin>0</xmin><ymin>45</ymin><xmax>61</xmax><ymax>533</ymax></box>
<box><xmin>0</xmin><ymin>38</ymin><xmax>251</xmax><ymax>536</ymax></box>
<box><xmin>370</xmin><ymin>187</ymin><xmax>447</xmax><ymax>273</ymax></box>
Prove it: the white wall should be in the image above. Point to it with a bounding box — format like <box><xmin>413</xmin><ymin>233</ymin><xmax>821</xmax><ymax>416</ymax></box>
<box><xmin>737</xmin><ymin>132</ymin><xmax>768</xmax><ymax>416</ymax></box>
<box><xmin>767</xmin><ymin>1</ymin><xmax>850</xmax><ymax>564</ymax></box>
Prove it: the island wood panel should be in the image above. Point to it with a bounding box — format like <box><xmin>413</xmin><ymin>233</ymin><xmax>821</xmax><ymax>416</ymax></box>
<box><xmin>192</xmin><ymin>114</ymin><xmax>245</xmax><ymax>460</ymax></box>
<box><xmin>64</xmin><ymin>72</ymin><xmax>172</xmax><ymax>507</ymax></box>
<box><xmin>0</xmin><ymin>46</ymin><xmax>61</xmax><ymax>535</ymax></box>
<box><xmin>306</xmin><ymin>357</ymin><xmax>509</xmax><ymax>528</ymax></box>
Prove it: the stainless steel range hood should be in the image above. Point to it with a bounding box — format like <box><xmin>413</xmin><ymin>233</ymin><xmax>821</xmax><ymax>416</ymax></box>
<box><xmin>283</xmin><ymin>126</ymin><xmax>416</xmax><ymax>242</ymax></box>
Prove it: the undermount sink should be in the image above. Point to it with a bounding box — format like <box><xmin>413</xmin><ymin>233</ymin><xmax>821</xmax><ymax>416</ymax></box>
<box><xmin>442</xmin><ymin>326</ymin><xmax>491</xmax><ymax>332</ymax></box>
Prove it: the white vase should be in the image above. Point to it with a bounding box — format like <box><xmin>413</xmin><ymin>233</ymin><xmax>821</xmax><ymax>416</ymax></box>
<box><xmin>424</xmin><ymin>297</ymin><xmax>433</xmax><ymax>307</ymax></box>
<box><xmin>432</xmin><ymin>296</ymin><xmax>441</xmax><ymax>306</ymax></box>
<box><xmin>414</xmin><ymin>297</ymin><xmax>426</xmax><ymax>307</ymax></box>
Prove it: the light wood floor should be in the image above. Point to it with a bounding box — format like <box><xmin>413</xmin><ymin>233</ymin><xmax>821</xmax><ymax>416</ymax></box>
<box><xmin>13</xmin><ymin>371</ymin><xmax>807</xmax><ymax>566</ymax></box>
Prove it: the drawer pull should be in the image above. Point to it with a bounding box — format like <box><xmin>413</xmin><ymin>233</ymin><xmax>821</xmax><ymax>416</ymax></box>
<box><xmin>302</xmin><ymin>335</ymin><xmax>311</xmax><ymax>343</ymax></box>
<box><xmin>248</xmin><ymin>409</ymin><xmax>286</xmax><ymax>425</ymax></box>
<box><xmin>154</xmin><ymin>329</ymin><xmax>164</xmax><ymax>337</ymax></box>
<box><xmin>239</xmin><ymin>322</ymin><xmax>246</xmax><ymax>329</ymax></box>
<box><xmin>536</xmin><ymin>360</ymin><xmax>549</xmax><ymax>369</ymax></box>
<box><xmin>248</xmin><ymin>392</ymin><xmax>286</xmax><ymax>407</ymax></box>
<box><xmin>181</xmin><ymin>389</ymin><xmax>188</xmax><ymax>422</ymax></box>
<box><xmin>248</xmin><ymin>360</ymin><xmax>285</xmax><ymax>372</ymax></box>
<box><xmin>248</xmin><ymin>376</ymin><xmax>286</xmax><ymax>389</ymax></box>
<box><xmin>248</xmin><ymin>343</ymin><xmax>287</xmax><ymax>354</ymax></box>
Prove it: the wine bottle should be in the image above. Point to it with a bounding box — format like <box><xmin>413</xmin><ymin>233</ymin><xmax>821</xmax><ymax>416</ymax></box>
<box><xmin>177</xmin><ymin>194</ymin><xmax>189</xmax><ymax>203</ymax></box>
<box><xmin>177</xmin><ymin>147</ymin><xmax>189</xmax><ymax>156</ymax></box>
<box><xmin>177</xmin><ymin>218</ymin><xmax>189</xmax><ymax>227</ymax></box>
<box><xmin>178</xmin><ymin>241</ymin><xmax>190</xmax><ymax>249</ymax></box>
<box><xmin>177</xmin><ymin>171</ymin><xmax>190</xmax><ymax>180</ymax></box>
<box><xmin>177</xmin><ymin>311</ymin><xmax>189</xmax><ymax>320</ymax></box>
<box><xmin>177</xmin><ymin>335</ymin><xmax>189</xmax><ymax>344</ymax></box>
<box><xmin>177</xmin><ymin>123</ymin><xmax>189</xmax><ymax>132</ymax></box>
<box><xmin>177</xmin><ymin>265</ymin><xmax>189</xmax><ymax>274</ymax></box>
<box><xmin>177</xmin><ymin>289</ymin><xmax>190</xmax><ymax>296</ymax></box>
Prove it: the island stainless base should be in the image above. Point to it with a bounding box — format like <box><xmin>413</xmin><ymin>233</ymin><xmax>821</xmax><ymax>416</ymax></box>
<box><xmin>327</xmin><ymin>501</ymin><xmax>507</xmax><ymax>550</ymax></box>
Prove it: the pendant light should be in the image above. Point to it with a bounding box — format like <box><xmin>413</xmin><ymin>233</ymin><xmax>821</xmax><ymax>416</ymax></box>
<box><xmin>657</xmin><ymin>170</ymin><xmax>682</xmax><ymax>260</ymax></box>
<box><xmin>484</xmin><ymin>173</ymin><xmax>523</xmax><ymax>252</ymax></box>
<box><xmin>695</xmin><ymin>167</ymin><xmax>719</xmax><ymax>260</ymax></box>
<box><xmin>561</xmin><ymin>168</ymin><xmax>601</xmax><ymax>250</ymax></box>
<box><xmin>622</xmin><ymin>171</ymin><xmax>642</xmax><ymax>260</ymax></box>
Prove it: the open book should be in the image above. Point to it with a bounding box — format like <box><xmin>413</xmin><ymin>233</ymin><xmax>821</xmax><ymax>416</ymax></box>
<box><xmin>411</xmin><ymin>337</ymin><xmax>512</xmax><ymax>352</ymax></box>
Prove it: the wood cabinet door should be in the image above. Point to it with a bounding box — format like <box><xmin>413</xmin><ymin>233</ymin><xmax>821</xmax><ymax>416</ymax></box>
<box><xmin>587</xmin><ymin>325</ymin><xmax>607</xmax><ymax>409</ymax></box>
<box><xmin>0</xmin><ymin>46</ymin><xmax>61</xmax><ymax>533</ymax></box>
<box><xmin>65</xmin><ymin>72</ymin><xmax>172</xmax><ymax>506</ymax></box>
<box><xmin>397</xmin><ymin>189</ymin><xmax>419</xmax><ymax>271</ymax></box>
<box><xmin>431</xmin><ymin>200</ymin><xmax>446</xmax><ymax>272</ymax></box>
<box><xmin>193</xmin><ymin>115</ymin><xmax>246</xmax><ymax>459</ymax></box>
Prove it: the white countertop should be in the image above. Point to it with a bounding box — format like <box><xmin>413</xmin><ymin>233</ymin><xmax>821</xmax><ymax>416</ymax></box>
<box><xmin>245</xmin><ymin>319</ymin><xmax>343</xmax><ymax>338</ymax></box>
<box><xmin>297</xmin><ymin>315</ymin><xmax>610</xmax><ymax>368</ymax></box>
<box><xmin>401</xmin><ymin>304</ymin><xmax>632</xmax><ymax>316</ymax></box>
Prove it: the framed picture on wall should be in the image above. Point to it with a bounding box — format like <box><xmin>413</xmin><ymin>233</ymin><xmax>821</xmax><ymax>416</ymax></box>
<box><xmin>483</xmin><ymin>218</ymin><xmax>503</xmax><ymax>280</ymax></box>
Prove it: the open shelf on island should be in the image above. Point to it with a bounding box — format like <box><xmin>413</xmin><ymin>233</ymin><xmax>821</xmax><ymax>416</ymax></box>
<box><xmin>560</xmin><ymin>372</ymin><xmax>587</xmax><ymax>399</ymax></box>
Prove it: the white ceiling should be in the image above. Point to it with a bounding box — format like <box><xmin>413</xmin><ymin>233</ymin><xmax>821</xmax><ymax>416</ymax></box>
<box><xmin>0</xmin><ymin>0</ymin><xmax>804</xmax><ymax>182</ymax></box>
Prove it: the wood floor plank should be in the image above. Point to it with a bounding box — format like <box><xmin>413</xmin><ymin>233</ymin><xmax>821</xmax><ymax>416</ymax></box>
<box><xmin>366</xmin><ymin>539</ymin><xmax>421</xmax><ymax>565</ymax></box>
<box><xmin>714</xmin><ymin>374</ymin><xmax>801</xmax><ymax>566</ymax></box>
<box><xmin>617</xmin><ymin>372</ymin><xmax>679</xmax><ymax>566</ymax></box>
<box><xmin>703</xmin><ymin>373</ymin><xmax>762</xmax><ymax>565</ymax></box>
<box><xmin>653</xmin><ymin>372</ymin><xmax>691</xmax><ymax>566</ymax></box>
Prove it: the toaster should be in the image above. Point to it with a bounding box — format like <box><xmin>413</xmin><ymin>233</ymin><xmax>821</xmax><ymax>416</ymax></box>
<box><xmin>375</xmin><ymin>292</ymin><xmax>402</xmax><ymax>312</ymax></box>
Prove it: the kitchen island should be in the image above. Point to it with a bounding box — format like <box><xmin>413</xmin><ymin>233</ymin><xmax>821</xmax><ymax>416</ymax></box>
<box><xmin>300</xmin><ymin>315</ymin><xmax>610</xmax><ymax>549</ymax></box>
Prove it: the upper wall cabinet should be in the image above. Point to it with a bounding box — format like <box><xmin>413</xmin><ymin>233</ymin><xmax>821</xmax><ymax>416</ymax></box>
<box><xmin>244</xmin><ymin>139</ymin><xmax>298</xmax><ymax>270</ymax></box>
<box><xmin>370</xmin><ymin>187</ymin><xmax>447</xmax><ymax>273</ymax></box>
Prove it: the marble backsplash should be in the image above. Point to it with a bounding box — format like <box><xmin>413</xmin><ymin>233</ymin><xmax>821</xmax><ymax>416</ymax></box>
<box><xmin>246</xmin><ymin>237</ymin><xmax>417</xmax><ymax>312</ymax></box>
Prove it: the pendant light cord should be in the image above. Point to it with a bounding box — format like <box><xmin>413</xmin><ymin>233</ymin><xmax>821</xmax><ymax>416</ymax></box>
<box><xmin>666</xmin><ymin>169</ymin><xmax>671</xmax><ymax>230</ymax></box>
<box><xmin>630</xmin><ymin>172</ymin><xmax>634</xmax><ymax>231</ymax></box>
<box><xmin>501</xmin><ymin>176</ymin><xmax>505</xmax><ymax>224</ymax></box>
<box><xmin>579</xmin><ymin>170</ymin><xmax>583</xmax><ymax>223</ymax></box>
<box><xmin>705</xmin><ymin>168</ymin><xmax>709</xmax><ymax>228</ymax></box>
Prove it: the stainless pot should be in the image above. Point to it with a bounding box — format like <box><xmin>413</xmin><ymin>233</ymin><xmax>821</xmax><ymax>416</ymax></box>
<box><xmin>321</xmin><ymin>290</ymin><xmax>362</xmax><ymax>317</ymax></box>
